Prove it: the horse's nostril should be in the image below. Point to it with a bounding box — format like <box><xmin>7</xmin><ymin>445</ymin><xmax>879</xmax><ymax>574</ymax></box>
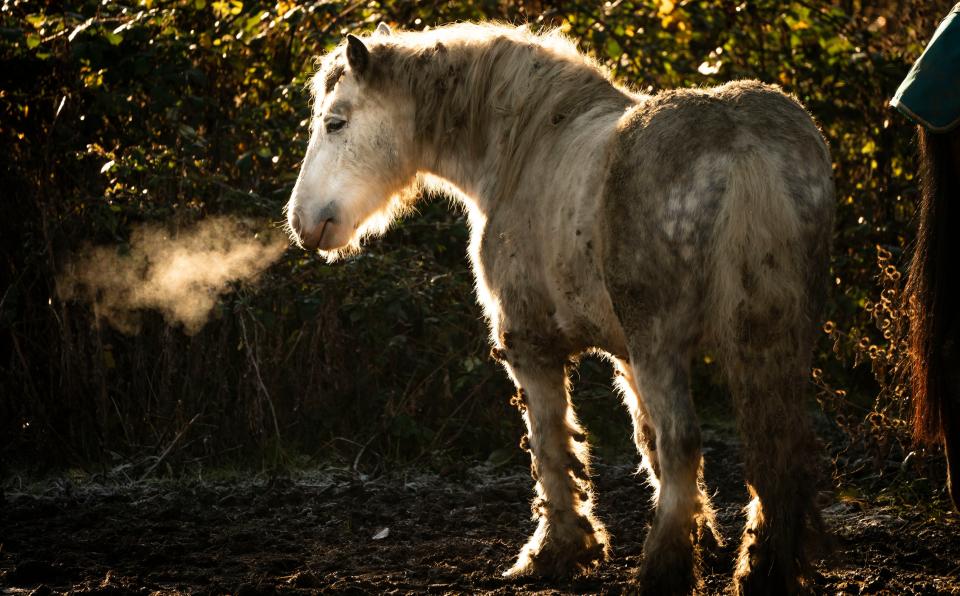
<box><xmin>291</xmin><ymin>210</ymin><xmax>303</xmax><ymax>236</ymax></box>
<box><xmin>317</xmin><ymin>203</ymin><xmax>338</xmax><ymax>225</ymax></box>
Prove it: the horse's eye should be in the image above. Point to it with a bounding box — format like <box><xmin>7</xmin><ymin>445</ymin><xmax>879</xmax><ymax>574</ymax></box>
<box><xmin>325</xmin><ymin>118</ymin><xmax>347</xmax><ymax>134</ymax></box>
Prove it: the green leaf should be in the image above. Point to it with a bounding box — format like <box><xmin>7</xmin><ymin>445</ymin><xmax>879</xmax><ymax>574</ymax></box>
<box><xmin>25</xmin><ymin>14</ymin><xmax>45</xmax><ymax>28</ymax></box>
<box><xmin>212</xmin><ymin>0</ymin><xmax>242</xmax><ymax>18</ymax></box>
<box><xmin>605</xmin><ymin>37</ymin><xmax>622</xmax><ymax>62</ymax></box>
<box><xmin>103</xmin><ymin>30</ymin><xmax>123</xmax><ymax>46</ymax></box>
<box><xmin>26</xmin><ymin>34</ymin><xmax>41</xmax><ymax>49</ymax></box>
<box><xmin>245</xmin><ymin>12</ymin><xmax>267</xmax><ymax>31</ymax></box>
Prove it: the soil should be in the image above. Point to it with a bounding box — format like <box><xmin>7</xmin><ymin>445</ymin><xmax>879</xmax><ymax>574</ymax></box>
<box><xmin>2</xmin><ymin>428</ymin><xmax>959</xmax><ymax>595</ymax></box>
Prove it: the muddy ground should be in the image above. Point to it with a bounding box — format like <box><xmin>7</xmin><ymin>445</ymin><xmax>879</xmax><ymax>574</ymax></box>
<box><xmin>2</xmin><ymin>428</ymin><xmax>959</xmax><ymax>595</ymax></box>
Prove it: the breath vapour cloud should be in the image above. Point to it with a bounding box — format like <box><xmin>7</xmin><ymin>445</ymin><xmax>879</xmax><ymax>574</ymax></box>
<box><xmin>58</xmin><ymin>217</ymin><xmax>287</xmax><ymax>334</ymax></box>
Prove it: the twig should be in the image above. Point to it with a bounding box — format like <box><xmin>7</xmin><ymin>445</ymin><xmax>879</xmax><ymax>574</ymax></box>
<box><xmin>316</xmin><ymin>0</ymin><xmax>366</xmax><ymax>39</ymax></box>
<box><xmin>139</xmin><ymin>412</ymin><xmax>200</xmax><ymax>481</ymax></box>
<box><xmin>353</xmin><ymin>432</ymin><xmax>380</xmax><ymax>475</ymax></box>
<box><xmin>238</xmin><ymin>312</ymin><xmax>283</xmax><ymax>450</ymax></box>
<box><xmin>426</xmin><ymin>371</ymin><xmax>494</xmax><ymax>452</ymax></box>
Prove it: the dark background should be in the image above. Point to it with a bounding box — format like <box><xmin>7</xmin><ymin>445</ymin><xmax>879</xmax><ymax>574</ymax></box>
<box><xmin>0</xmin><ymin>0</ymin><xmax>952</xmax><ymax>495</ymax></box>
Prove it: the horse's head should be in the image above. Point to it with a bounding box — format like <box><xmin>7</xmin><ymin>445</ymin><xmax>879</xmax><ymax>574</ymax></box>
<box><xmin>286</xmin><ymin>23</ymin><xmax>417</xmax><ymax>258</ymax></box>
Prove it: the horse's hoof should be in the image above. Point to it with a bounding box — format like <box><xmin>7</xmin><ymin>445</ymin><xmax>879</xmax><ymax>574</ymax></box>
<box><xmin>734</xmin><ymin>548</ymin><xmax>809</xmax><ymax>596</ymax></box>
<box><xmin>637</xmin><ymin>572</ymin><xmax>696</xmax><ymax>596</ymax></box>
<box><xmin>504</xmin><ymin>543</ymin><xmax>606</xmax><ymax>579</ymax></box>
<box><xmin>637</xmin><ymin>537</ymin><xmax>698</xmax><ymax>595</ymax></box>
<box><xmin>503</xmin><ymin>516</ymin><xmax>608</xmax><ymax>579</ymax></box>
<box><xmin>734</xmin><ymin>569</ymin><xmax>804</xmax><ymax>596</ymax></box>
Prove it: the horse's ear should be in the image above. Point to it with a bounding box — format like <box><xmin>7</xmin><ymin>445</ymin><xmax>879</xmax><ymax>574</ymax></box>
<box><xmin>346</xmin><ymin>34</ymin><xmax>369</xmax><ymax>74</ymax></box>
<box><xmin>375</xmin><ymin>22</ymin><xmax>392</xmax><ymax>36</ymax></box>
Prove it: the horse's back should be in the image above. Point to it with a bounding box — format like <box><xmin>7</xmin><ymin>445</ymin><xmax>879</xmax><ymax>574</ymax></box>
<box><xmin>601</xmin><ymin>79</ymin><xmax>834</xmax><ymax>359</ymax></box>
<box><xmin>609</xmin><ymin>80</ymin><xmax>831</xmax><ymax>207</ymax></box>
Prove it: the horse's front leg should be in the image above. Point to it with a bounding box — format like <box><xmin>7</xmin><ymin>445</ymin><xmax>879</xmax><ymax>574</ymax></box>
<box><xmin>499</xmin><ymin>348</ymin><xmax>608</xmax><ymax>578</ymax></box>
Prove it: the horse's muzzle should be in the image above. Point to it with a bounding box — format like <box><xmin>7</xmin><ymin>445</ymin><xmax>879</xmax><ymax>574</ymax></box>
<box><xmin>291</xmin><ymin>205</ymin><xmax>346</xmax><ymax>251</ymax></box>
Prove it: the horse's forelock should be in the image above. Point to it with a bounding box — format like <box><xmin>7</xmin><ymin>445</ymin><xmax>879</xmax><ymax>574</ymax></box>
<box><xmin>323</xmin><ymin>63</ymin><xmax>345</xmax><ymax>95</ymax></box>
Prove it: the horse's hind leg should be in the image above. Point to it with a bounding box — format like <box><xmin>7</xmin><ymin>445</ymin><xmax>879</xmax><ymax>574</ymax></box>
<box><xmin>625</xmin><ymin>347</ymin><xmax>716</xmax><ymax>595</ymax></box>
<box><xmin>726</xmin><ymin>334</ymin><xmax>824</xmax><ymax>595</ymax></box>
<box><xmin>501</xmin><ymin>351</ymin><xmax>608</xmax><ymax>578</ymax></box>
<box><xmin>616</xmin><ymin>358</ymin><xmax>721</xmax><ymax>556</ymax></box>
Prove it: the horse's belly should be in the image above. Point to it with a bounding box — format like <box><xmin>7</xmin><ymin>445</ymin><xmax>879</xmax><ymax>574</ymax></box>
<box><xmin>548</xmin><ymin>254</ymin><xmax>629</xmax><ymax>358</ymax></box>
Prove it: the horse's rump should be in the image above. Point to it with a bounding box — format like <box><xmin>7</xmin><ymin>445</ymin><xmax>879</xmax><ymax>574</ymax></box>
<box><xmin>605</xmin><ymin>80</ymin><xmax>834</xmax><ymax>366</ymax></box>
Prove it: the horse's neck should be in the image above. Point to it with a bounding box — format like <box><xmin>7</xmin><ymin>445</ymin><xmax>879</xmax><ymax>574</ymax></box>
<box><xmin>405</xmin><ymin>37</ymin><xmax>633</xmax><ymax>215</ymax></box>
<box><xmin>421</xmin><ymin>95</ymin><xmax>632</xmax><ymax>217</ymax></box>
<box><xmin>430</xmin><ymin>115</ymin><xmax>629</xmax><ymax>222</ymax></box>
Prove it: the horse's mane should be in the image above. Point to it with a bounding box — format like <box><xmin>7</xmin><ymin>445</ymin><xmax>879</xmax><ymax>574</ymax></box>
<box><xmin>313</xmin><ymin>23</ymin><xmax>634</xmax><ymax>201</ymax></box>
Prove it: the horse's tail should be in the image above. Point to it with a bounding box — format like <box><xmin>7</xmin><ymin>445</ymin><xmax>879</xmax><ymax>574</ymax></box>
<box><xmin>706</xmin><ymin>146</ymin><xmax>833</xmax><ymax>376</ymax></box>
<box><xmin>906</xmin><ymin>126</ymin><xmax>960</xmax><ymax>510</ymax></box>
<box><xmin>706</xmin><ymin>145</ymin><xmax>833</xmax><ymax>580</ymax></box>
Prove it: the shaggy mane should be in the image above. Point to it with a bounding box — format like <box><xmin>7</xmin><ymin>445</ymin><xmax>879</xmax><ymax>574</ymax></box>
<box><xmin>311</xmin><ymin>23</ymin><xmax>635</xmax><ymax>205</ymax></box>
<box><xmin>311</xmin><ymin>22</ymin><xmax>616</xmax><ymax>98</ymax></box>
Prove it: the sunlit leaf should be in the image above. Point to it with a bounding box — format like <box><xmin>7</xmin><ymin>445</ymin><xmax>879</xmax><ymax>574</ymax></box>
<box><xmin>605</xmin><ymin>38</ymin><xmax>621</xmax><ymax>62</ymax></box>
<box><xmin>103</xmin><ymin>30</ymin><xmax>123</xmax><ymax>46</ymax></box>
<box><xmin>25</xmin><ymin>14</ymin><xmax>45</xmax><ymax>28</ymax></box>
<box><xmin>212</xmin><ymin>0</ymin><xmax>243</xmax><ymax>18</ymax></box>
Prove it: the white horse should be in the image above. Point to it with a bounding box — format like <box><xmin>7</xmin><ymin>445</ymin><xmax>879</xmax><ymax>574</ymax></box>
<box><xmin>286</xmin><ymin>22</ymin><xmax>834</xmax><ymax>595</ymax></box>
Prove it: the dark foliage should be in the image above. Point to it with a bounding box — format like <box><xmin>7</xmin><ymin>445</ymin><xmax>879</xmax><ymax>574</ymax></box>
<box><xmin>0</xmin><ymin>0</ymin><xmax>954</xmax><ymax>478</ymax></box>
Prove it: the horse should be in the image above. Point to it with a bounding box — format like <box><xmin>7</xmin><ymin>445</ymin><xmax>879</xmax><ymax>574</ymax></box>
<box><xmin>285</xmin><ymin>22</ymin><xmax>835</xmax><ymax>595</ymax></box>
<box><xmin>907</xmin><ymin>125</ymin><xmax>960</xmax><ymax>512</ymax></box>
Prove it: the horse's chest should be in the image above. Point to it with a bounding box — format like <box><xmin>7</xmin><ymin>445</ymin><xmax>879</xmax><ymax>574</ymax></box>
<box><xmin>472</xmin><ymin>227</ymin><xmax>541</xmax><ymax>308</ymax></box>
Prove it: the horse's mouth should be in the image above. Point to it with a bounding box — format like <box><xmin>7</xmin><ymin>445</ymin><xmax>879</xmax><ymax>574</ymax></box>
<box><xmin>311</xmin><ymin>218</ymin><xmax>335</xmax><ymax>251</ymax></box>
<box><xmin>317</xmin><ymin>219</ymin><xmax>331</xmax><ymax>246</ymax></box>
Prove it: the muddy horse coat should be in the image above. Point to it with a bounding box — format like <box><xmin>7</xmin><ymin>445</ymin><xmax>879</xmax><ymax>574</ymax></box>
<box><xmin>285</xmin><ymin>23</ymin><xmax>835</xmax><ymax>595</ymax></box>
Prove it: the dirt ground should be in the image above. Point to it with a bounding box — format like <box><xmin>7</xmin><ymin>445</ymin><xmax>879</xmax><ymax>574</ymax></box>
<box><xmin>3</xmin><ymin>428</ymin><xmax>959</xmax><ymax>595</ymax></box>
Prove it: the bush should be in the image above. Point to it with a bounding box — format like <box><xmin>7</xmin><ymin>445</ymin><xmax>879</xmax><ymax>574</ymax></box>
<box><xmin>1</xmin><ymin>0</ymin><xmax>953</xmax><ymax>476</ymax></box>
